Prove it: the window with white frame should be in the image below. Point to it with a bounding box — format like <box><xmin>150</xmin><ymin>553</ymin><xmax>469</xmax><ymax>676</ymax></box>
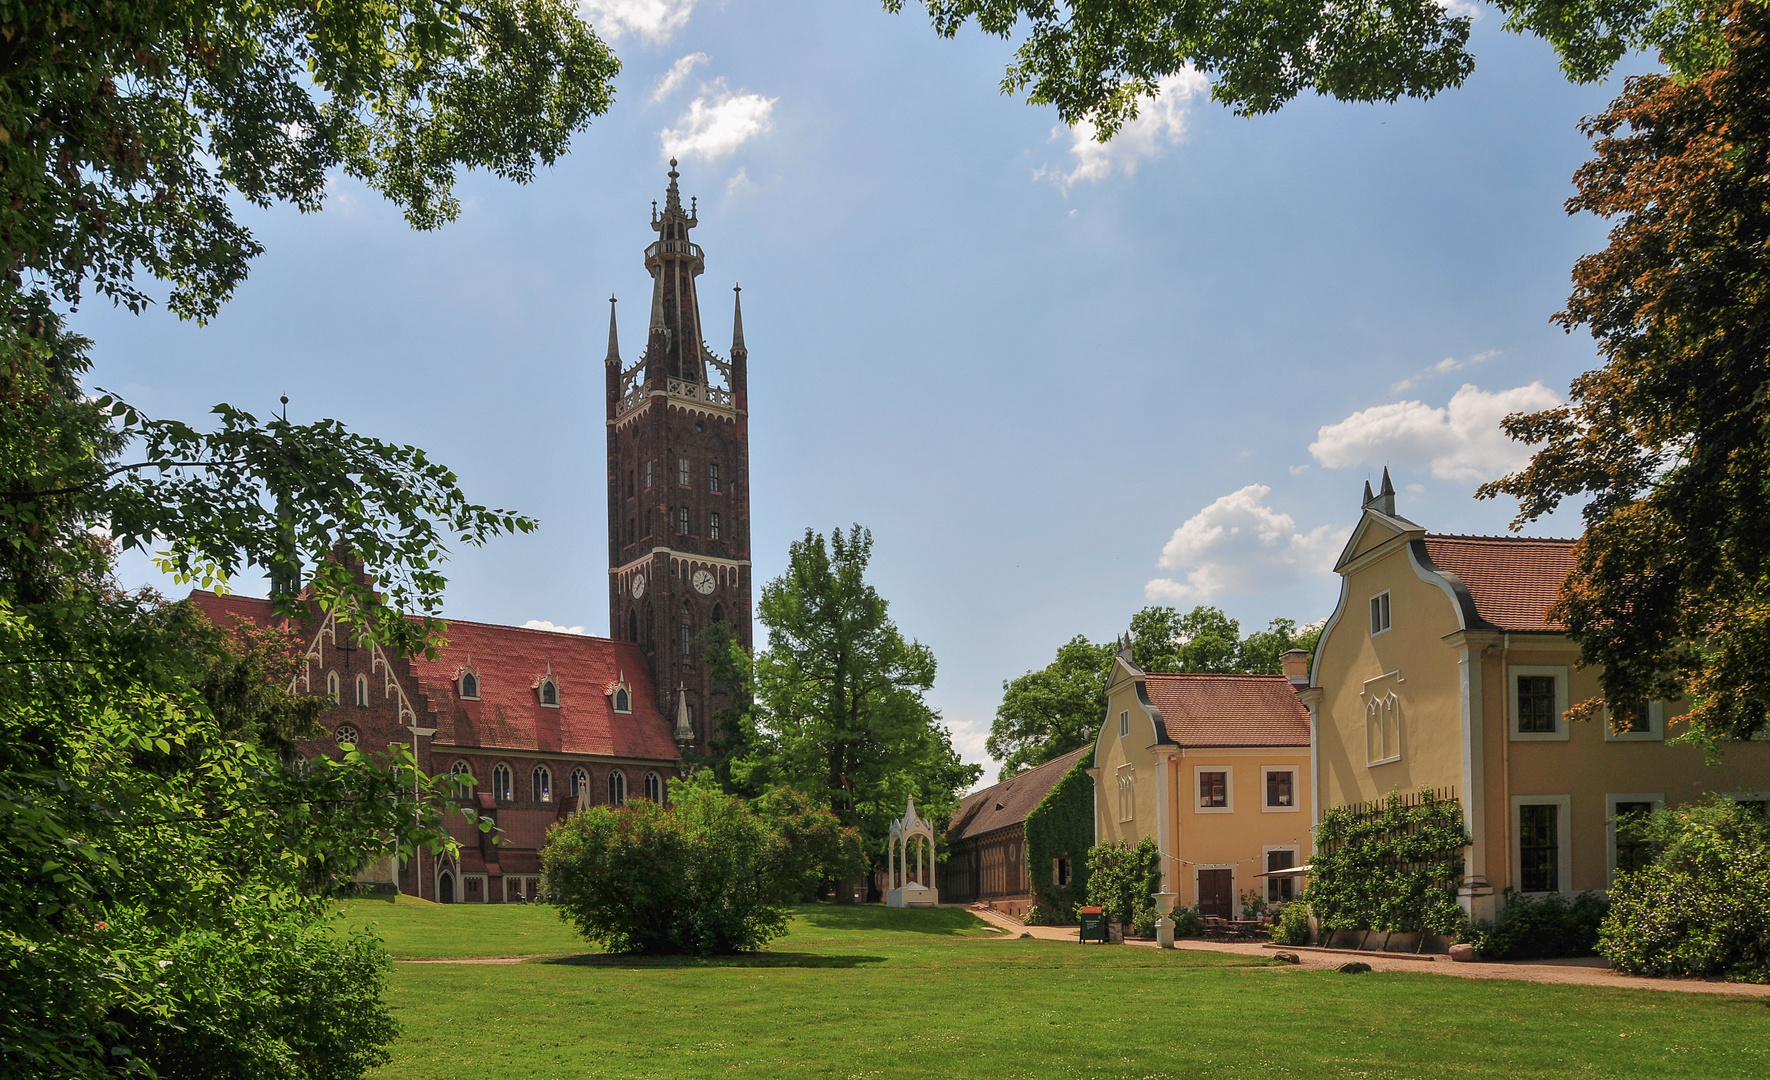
<box><xmin>570</xmin><ymin>768</ymin><xmax>589</xmax><ymax>799</ymax></box>
<box><xmin>450</xmin><ymin>760</ymin><xmax>473</xmax><ymax>798</ymax></box>
<box><xmin>327</xmin><ymin>671</ymin><xmax>339</xmax><ymax>700</ymax></box>
<box><xmin>1262</xmin><ymin>767</ymin><xmax>1299</xmax><ymax>812</ymax></box>
<box><xmin>612</xmin><ymin>685</ymin><xmax>631</xmax><ymax>713</ymax></box>
<box><xmin>1264</xmin><ymin>847</ymin><xmax>1299</xmax><ymax>903</ymax></box>
<box><xmin>492</xmin><ymin>763</ymin><xmax>513</xmax><ymax>802</ymax></box>
<box><xmin>1511</xmin><ymin>795</ymin><xmax>1571</xmax><ymax>894</ymax></box>
<box><xmin>355</xmin><ymin>673</ymin><xmax>369</xmax><ymax>707</ymax></box>
<box><xmin>539</xmin><ymin>677</ymin><xmax>558</xmax><ymax>707</ymax></box>
<box><xmin>1119</xmin><ymin>710</ymin><xmax>1129</xmax><ymax>738</ymax></box>
<box><xmin>460</xmin><ymin>669</ymin><xmax>479</xmax><ymax>699</ymax></box>
<box><xmin>532</xmin><ymin>765</ymin><xmax>552</xmax><ymax>803</ymax></box>
<box><xmin>1606</xmin><ymin>793</ymin><xmax>1663</xmax><ymax>882</ymax></box>
<box><xmin>1365</xmin><ymin>691</ymin><xmax>1402</xmax><ymax>765</ymax></box>
<box><xmin>1195</xmin><ymin>766</ymin><xmax>1233</xmax><ymax>813</ymax></box>
<box><xmin>644</xmin><ymin>771</ymin><xmax>662</xmax><ymax>802</ymax></box>
<box><xmin>1115</xmin><ymin>765</ymin><xmax>1135</xmax><ymax>823</ymax></box>
<box><xmin>1605</xmin><ymin>700</ymin><xmax>1664</xmax><ymax>742</ymax></box>
<box><xmin>608</xmin><ymin>770</ymin><xmax>627</xmax><ymax>806</ymax></box>
<box><xmin>1509</xmin><ymin>667</ymin><xmax>1571</xmax><ymax>741</ymax></box>
<box><xmin>1369</xmin><ymin>591</ymin><xmax>1391</xmax><ymax>636</ymax></box>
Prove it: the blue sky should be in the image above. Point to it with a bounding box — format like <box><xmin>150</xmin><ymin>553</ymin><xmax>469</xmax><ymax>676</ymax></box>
<box><xmin>88</xmin><ymin>1</ymin><xmax>1630</xmax><ymax>780</ymax></box>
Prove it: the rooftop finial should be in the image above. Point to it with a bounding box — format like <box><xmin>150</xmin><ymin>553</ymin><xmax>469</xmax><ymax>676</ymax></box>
<box><xmin>605</xmin><ymin>295</ymin><xmax>620</xmax><ymax>365</ymax></box>
<box><xmin>730</xmin><ymin>283</ymin><xmax>746</xmax><ymax>357</ymax></box>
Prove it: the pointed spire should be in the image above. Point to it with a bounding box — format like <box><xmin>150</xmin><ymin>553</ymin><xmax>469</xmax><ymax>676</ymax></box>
<box><xmin>1362</xmin><ymin>479</ymin><xmax>1375</xmax><ymax>506</ymax></box>
<box><xmin>663</xmin><ymin>157</ymin><xmax>683</xmax><ymax>216</ymax></box>
<box><xmin>674</xmin><ymin>683</ymin><xmax>694</xmax><ymax>742</ymax></box>
<box><xmin>1364</xmin><ymin>468</ymin><xmax>1397</xmax><ymax>515</ymax></box>
<box><xmin>605</xmin><ymin>295</ymin><xmax>620</xmax><ymax>365</ymax></box>
<box><xmin>730</xmin><ymin>284</ymin><xmax>746</xmax><ymax>358</ymax></box>
<box><xmin>1380</xmin><ymin>466</ymin><xmax>1396</xmax><ymax>498</ymax></box>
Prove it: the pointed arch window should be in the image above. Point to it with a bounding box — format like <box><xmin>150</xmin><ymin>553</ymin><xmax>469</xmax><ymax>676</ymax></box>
<box><xmin>538</xmin><ymin>675</ymin><xmax>559</xmax><ymax>707</ymax></box>
<box><xmin>492</xmin><ymin>763</ymin><xmax>513</xmax><ymax>802</ymax></box>
<box><xmin>355</xmin><ymin>673</ymin><xmax>369</xmax><ymax>708</ymax></box>
<box><xmin>644</xmin><ymin>771</ymin><xmax>663</xmax><ymax>803</ymax></box>
<box><xmin>613</xmin><ymin>685</ymin><xmax>631</xmax><ymax>713</ymax></box>
<box><xmin>712</xmin><ymin>604</ymin><xmax>725</xmax><ymax>625</ymax></box>
<box><xmin>607</xmin><ymin>770</ymin><xmax>627</xmax><ymax>806</ymax></box>
<box><xmin>571</xmin><ymin>768</ymin><xmax>589</xmax><ymax>799</ymax></box>
<box><xmin>327</xmin><ymin>671</ymin><xmax>340</xmax><ymax>700</ymax></box>
<box><xmin>533</xmin><ymin>765</ymin><xmax>552</xmax><ymax>803</ymax></box>
<box><xmin>450</xmin><ymin>760</ymin><xmax>474</xmax><ymax>799</ymax></box>
<box><xmin>460</xmin><ymin>669</ymin><xmax>479</xmax><ymax>700</ymax></box>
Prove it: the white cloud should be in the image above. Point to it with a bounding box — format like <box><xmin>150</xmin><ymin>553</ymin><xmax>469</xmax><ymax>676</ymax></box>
<box><xmin>577</xmin><ymin>0</ymin><xmax>696</xmax><ymax>42</ymax></box>
<box><xmin>523</xmin><ymin>619</ymin><xmax>590</xmax><ymax>635</ymax></box>
<box><xmin>652</xmin><ymin>52</ymin><xmax>708</xmax><ymax>102</ymax></box>
<box><xmin>725</xmin><ymin>166</ymin><xmax>753</xmax><ymax>195</ymax></box>
<box><xmin>1392</xmin><ymin>349</ymin><xmax>1498</xmax><ymax>391</ymax></box>
<box><xmin>660</xmin><ymin>80</ymin><xmax>777</xmax><ymax>161</ymax></box>
<box><xmin>1309</xmin><ymin>381</ymin><xmax>1562</xmax><ymax>483</ymax></box>
<box><xmin>1036</xmin><ymin>70</ymin><xmax>1211</xmax><ymax>192</ymax></box>
<box><xmin>1145</xmin><ymin>485</ymin><xmax>1343</xmax><ymax>604</ymax></box>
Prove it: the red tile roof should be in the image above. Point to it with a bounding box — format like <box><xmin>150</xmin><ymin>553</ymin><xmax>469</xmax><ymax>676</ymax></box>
<box><xmin>184</xmin><ymin>591</ymin><xmax>678</xmax><ymax>763</ymax></box>
<box><xmin>1420</xmin><ymin>535</ymin><xmax>1576</xmax><ymax>633</ymax></box>
<box><xmin>1142</xmin><ymin>673</ymin><xmax>1309</xmax><ymax>747</ymax></box>
<box><xmin>948</xmin><ymin>745</ymin><xmax>1090</xmax><ymax>841</ymax></box>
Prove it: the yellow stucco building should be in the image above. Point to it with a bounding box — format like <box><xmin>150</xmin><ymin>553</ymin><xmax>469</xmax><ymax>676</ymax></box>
<box><xmin>1089</xmin><ymin>646</ymin><xmax>1313</xmax><ymax>919</ymax></box>
<box><xmin>1303</xmin><ymin>473</ymin><xmax>1770</xmax><ymax>919</ymax></box>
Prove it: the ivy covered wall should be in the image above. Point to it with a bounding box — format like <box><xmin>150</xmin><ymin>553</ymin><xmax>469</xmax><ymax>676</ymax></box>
<box><xmin>1024</xmin><ymin>758</ymin><xmax>1095</xmax><ymax>918</ymax></box>
<box><xmin>1308</xmin><ymin>788</ymin><xmax>1470</xmax><ymax>934</ymax></box>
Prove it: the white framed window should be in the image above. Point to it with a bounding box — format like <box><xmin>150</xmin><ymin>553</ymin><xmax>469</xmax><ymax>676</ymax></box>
<box><xmin>1606</xmin><ymin>792</ymin><xmax>1664</xmax><ymax>884</ymax></box>
<box><xmin>1369</xmin><ymin>591</ymin><xmax>1391</xmax><ymax>636</ymax></box>
<box><xmin>608</xmin><ymin>770</ymin><xmax>627</xmax><ymax>806</ymax></box>
<box><xmin>1263</xmin><ymin>846</ymin><xmax>1300</xmax><ymax>904</ymax></box>
<box><xmin>533</xmin><ymin>765</ymin><xmax>553</xmax><ymax>803</ymax></box>
<box><xmin>1510</xmin><ymin>794</ymin><xmax>1572</xmax><ymax>894</ymax></box>
<box><xmin>678</xmin><ymin>457</ymin><xmax>690</xmax><ymax>486</ymax></box>
<box><xmin>1604</xmin><ymin>700</ymin><xmax>1664</xmax><ymax>742</ymax></box>
<box><xmin>333</xmin><ymin>724</ymin><xmax>359</xmax><ymax>747</ymax></box>
<box><xmin>612</xmin><ymin>684</ymin><xmax>631</xmax><ymax>713</ymax></box>
<box><xmin>492</xmin><ymin>762</ymin><xmax>513</xmax><ymax>802</ymax></box>
<box><xmin>327</xmin><ymin>671</ymin><xmax>340</xmax><ymax>700</ymax></box>
<box><xmin>539</xmin><ymin>677</ymin><xmax>559</xmax><ymax>707</ymax></box>
<box><xmin>355</xmin><ymin>673</ymin><xmax>369</xmax><ymax>707</ymax></box>
<box><xmin>1260</xmin><ymin>766</ymin><xmax>1300</xmax><ymax>812</ymax></box>
<box><xmin>460</xmin><ymin>668</ymin><xmax>479</xmax><ymax>700</ymax></box>
<box><xmin>1194</xmin><ymin>766</ymin><xmax>1233</xmax><ymax>814</ymax></box>
<box><xmin>1508</xmin><ymin>666</ymin><xmax>1571</xmax><ymax>741</ymax></box>
<box><xmin>1365</xmin><ymin>691</ymin><xmax>1402</xmax><ymax>765</ymax></box>
<box><xmin>644</xmin><ymin>771</ymin><xmax>663</xmax><ymax>802</ymax></box>
<box><xmin>570</xmin><ymin>767</ymin><xmax>589</xmax><ymax>799</ymax></box>
<box><xmin>1115</xmin><ymin>765</ymin><xmax>1135</xmax><ymax>823</ymax></box>
<box><xmin>451</xmin><ymin>760</ymin><xmax>474</xmax><ymax>799</ymax></box>
<box><xmin>1118</xmin><ymin>710</ymin><xmax>1129</xmax><ymax>738</ymax></box>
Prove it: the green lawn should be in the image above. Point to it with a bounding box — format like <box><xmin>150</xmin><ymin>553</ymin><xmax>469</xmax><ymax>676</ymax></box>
<box><xmin>350</xmin><ymin>900</ymin><xmax>1769</xmax><ymax>1080</ymax></box>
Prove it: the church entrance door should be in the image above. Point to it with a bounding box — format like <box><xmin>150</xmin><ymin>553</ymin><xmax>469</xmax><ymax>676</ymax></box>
<box><xmin>439</xmin><ymin>872</ymin><xmax>455</xmax><ymax>904</ymax></box>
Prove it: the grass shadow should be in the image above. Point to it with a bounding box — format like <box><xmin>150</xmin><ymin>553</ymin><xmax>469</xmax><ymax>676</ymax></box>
<box><xmin>793</xmin><ymin>903</ymin><xmax>988</xmax><ymax>936</ymax></box>
<box><xmin>541</xmin><ymin>950</ymin><xmax>887</xmax><ymax>969</ymax></box>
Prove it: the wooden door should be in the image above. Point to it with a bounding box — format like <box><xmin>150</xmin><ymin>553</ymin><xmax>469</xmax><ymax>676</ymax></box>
<box><xmin>1198</xmin><ymin>869</ymin><xmax>1233</xmax><ymax>920</ymax></box>
<box><xmin>439</xmin><ymin>872</ymin><xmax>455</xmax><ymax>904</ymax></box>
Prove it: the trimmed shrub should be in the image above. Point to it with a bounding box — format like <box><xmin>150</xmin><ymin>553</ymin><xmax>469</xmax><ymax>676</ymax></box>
<box><xmin>1462</xmin><ymin>890</ymin><xmax>1608</xmax><ymax>960</ymax></box>
<box><xmin>543</xmin><ymin>778</ymin><xmax>863</xmax><ymax>955</ymax></box>
<box><xmin>1084</xmin><ymin>836</ymin><xmax>1162</xmax><ymax>927</ymax></box>
<box><xmin>1308</xmin><ymin>789</ymin><xmax>1469</xmax><ymax>935</ymax></box>
<box><xmin>1271</xmin><ymin>901</ymin><xmax>1311</xmax><ymax>946</ymax></box>
<box><xmin>1599</xmin><ymin>797</ymin><xmax>1770</xmax><ymax>982</ymax></box>
<box><xmin>1169</xmin><ymin>906</ymin><xmax>1203</xmax><ymax>938</ymax></box>
<box><xmin>1131</xmin><ymin>908</ymin><xmax>1158</xmax><ymax>939</ymax></box>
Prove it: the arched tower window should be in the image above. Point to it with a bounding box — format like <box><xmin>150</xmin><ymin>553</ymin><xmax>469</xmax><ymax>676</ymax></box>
<box><xmin>712</xmin><ymin>604</ymin><xmax>724</xmax><ymax>625</ymax></box>
<box><xmin>607</xmin><ymin>770</ymin><xmax>627</xmax><ymax>806</ymax></box>
<box><xmin>492</xmin><ymin>763</ymin><xmax>513</xmax><ymax>802</ymax></box>
<box><xmin>533</xmin><ymin>765</ymin><xmax>552</xmax><ymax>803</ymax></box>
<box><xmin>628</xmin><ymin>611</ymin><xmax>638</xmax><ymax>642</ymax></box>
<box><xmin>355</xmin><ymin>673</ymin><xmax>369</xmax><ymax>708</ymax></box>
<box><xmin>644</xmin><ymin>772</ymin><xmax>663</xmax><ymax>803</ymax></box>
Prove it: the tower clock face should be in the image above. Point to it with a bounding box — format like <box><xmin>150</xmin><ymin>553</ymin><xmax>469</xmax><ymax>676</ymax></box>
<box><xmin>631</xmin><ymin>574</ymin><xmax>646</xmax><ymax>599</ymax></box>
<box><xmin>692</xmin><ymin>569</ymin><xmax>716</xmax><ymax>595</ymax></box>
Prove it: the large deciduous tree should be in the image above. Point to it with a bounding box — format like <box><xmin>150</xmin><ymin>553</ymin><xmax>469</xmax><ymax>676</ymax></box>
<box><xmin>1480</xmin><ymin>1</ymin><xmax>1770</xmax><ymax>745</ymax></box>
<box><xmin>989</xmin><ymin>606</ymin><xmax>1320</xmax><ymax>777</ymax></box>
<box><xmin>885</xmin><ymin>0</ymin><xmax>1731</xmax><ymax>130</ymax></box>
<box><xmin>733</xmin><ymin>526</ymin><xmax>981</xmax><ymax>871</ymax></box>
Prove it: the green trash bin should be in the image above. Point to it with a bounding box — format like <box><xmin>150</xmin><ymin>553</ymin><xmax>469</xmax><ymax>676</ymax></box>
<box><xmin>1079</xmin><ymin>906</ymin><xmax>1107</xmax><ymax>944</ymax></box>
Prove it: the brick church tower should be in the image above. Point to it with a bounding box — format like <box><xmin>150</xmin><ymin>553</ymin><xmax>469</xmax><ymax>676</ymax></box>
<box><xmin>606</xmin><ymin>160</ymin><xmax>752</xmax><ymax>754</ymax></box>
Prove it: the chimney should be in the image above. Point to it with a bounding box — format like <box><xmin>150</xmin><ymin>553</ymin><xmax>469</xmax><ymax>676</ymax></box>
<box><xmin>1280</xmin><ymin>649</ymin><xmax>1311</xmax><ymax>688</ymax></box>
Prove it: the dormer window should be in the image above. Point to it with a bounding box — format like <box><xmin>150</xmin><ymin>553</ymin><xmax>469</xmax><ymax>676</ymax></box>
<box><xmin>611</xmin><ymin>678</ymin><xmax>632</xmax><ymax>714</ymax></box>
<box><xmin>460</xmin><ymin>668</ymin><xmax>480</xmax><ymax>700</ymax></box>
<box><xmin>539</xmin><ymin>676</ymin><xmax>559</xmax><ymax>707</ymax></box>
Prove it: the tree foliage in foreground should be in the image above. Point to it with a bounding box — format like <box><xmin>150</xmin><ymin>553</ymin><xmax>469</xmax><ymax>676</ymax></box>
<box><xmin>543</xmin><ymin>779</ymin><xmax>865</xmax><ymax>955</ymax></box>
<box><xmin>989</xmin><ymin>607</ymin><xmax>1321</xmax><ymax>778</ymax></box>
<box><xmin>714</xmin><ymin>526</ymin><xmax>981</xmax><ymax>872</ymax></box>
<box><xmin>1480</xmin><ymin>1</ymin><xmax>1770</xmax><ymax>744</ymax></box>
<box><xmin>886</xmin><ymin>0</ymin><xmax>1732</xmax><ymax>131</ymax></box>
